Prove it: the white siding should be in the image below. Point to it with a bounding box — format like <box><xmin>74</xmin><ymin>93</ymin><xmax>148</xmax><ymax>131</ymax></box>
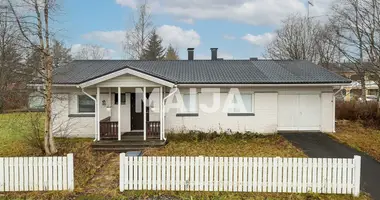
<box><xmin>165</xmin><ymin>91</ymin><xmax>278</xmax><ymax>134</ymax></box>
<box><xmin>110</xmin><ymin>93</ymin><xmax>131</xmax><ymax>132</ymax></box>
<box><xmin>321</xmin><ymin>93</ymin><xmax>334</xmax><ymax>132</ymax></box>
<box><xmin>96</xmin><ymin>74</ymin><xmax>159</xmax><ymax>87</ymax></box>
<box><xmin>52</xmin><ymin>85</ymin><xmax>336</xmax><ymax>137</ymax></box>
<box><xmin>52</xmin><ymin>93</ymin><xmax>95</xmax><ymax>138</ymax></box>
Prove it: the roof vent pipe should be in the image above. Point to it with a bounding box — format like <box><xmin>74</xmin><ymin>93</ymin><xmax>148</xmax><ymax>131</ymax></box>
<box><xmin>211</xmin><ymin>48</ymin><xmax>218</xmax><ymax>60</ymax></box>
<box><xmin>187</xmin><ymin>48</ymin><xmax>194</xmax><ymax>60</ymax></box>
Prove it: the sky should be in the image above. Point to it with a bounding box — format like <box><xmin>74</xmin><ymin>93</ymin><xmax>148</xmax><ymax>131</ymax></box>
<box><xmin>52</xmin><ymin>0</ymin><xmax>333</xmax><ymax>60</ymax></box>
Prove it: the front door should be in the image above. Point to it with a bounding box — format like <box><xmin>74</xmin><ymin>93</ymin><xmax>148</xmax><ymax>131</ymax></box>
<box><xmin>130</xmin><ymin>93</ymin><xmax>149</xmax><ymax>130</ymax></box>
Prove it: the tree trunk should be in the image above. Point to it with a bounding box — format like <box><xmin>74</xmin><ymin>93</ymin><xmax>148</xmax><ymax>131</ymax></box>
<box><xmin>0</xmin><ymin>94</ymin><xmax>4</xmax><ymax>114</ymax></box>
<box><xmin>45</xmin><ymin>55</ymin><xmax>56</xmax><ymax>154</ymax></box>
<box><xmin>43</xmin><ymin>81</ymin><xmax>51</xmax><ymax>155</ymax></box>
<box><xmin>360</xmin><ymin>74</ymin><xmax>367</xmax><ymax>101</ymax></box>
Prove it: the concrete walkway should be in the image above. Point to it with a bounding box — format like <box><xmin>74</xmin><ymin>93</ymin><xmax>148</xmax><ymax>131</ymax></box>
<box><xmin>281</xmin><ymin>132</ymin><xmax>380</xmax><ymax>200</ymax></box>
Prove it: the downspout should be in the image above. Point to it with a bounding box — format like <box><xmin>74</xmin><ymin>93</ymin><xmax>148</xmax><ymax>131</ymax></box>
<box><xmin>333</xmin><ymin>86</ymin><xmax>344</xmax><ymax>133</ymax></box>
<box><xmin>78</xmin><ymin>86</ymin><xmax>97</xmax><ymax>141</ymax></box>
<box><xmin>162</xmin><ymin>85</ymin><xmax>178</xmax><ymax>141</ymax></box>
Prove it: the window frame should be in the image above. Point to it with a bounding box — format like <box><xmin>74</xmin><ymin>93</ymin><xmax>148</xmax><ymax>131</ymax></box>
<box><xmin>77</xmin><ymin>95</ymin><xmax>96</xmax><ymax>113</ymax></box>
<box><xmin>227</xmin><ymin>93</ymin><xmax>255</xmax><ymax>116</ymax></box>
<box><xmin>176</xmin><ymin>93</ymin><xmax>199</xmax><ymax>117</ymax></box>
<box><xmin>114</xmin><ymin>93</ymin><xmax>126</xmax><ymax>105</ymax></box>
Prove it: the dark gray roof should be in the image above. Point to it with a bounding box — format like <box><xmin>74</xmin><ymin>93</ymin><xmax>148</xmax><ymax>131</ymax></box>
<box><xmin>53</xmin><ymin>60</ymin><xmax>351</xmax><ymax>85</ymax></box>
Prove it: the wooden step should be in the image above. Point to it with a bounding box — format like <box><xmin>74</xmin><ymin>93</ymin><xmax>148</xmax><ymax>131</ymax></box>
<box><xmin>122</xmin><ymin>132</ymin><xmax>143</xmax><ymax>136</ymax></box>
<box><xmin>92</xmin><ymin>147</ymin><xmax>145</xmax><ymax>152</ymax></box>
<box><xmin>91</xmin><ymin>140</ymin><xmax>167</xmax><ymax>152</ymax></box>
<box><xmin>92</xmin><ymin>141</ymin><xmax>166</xmax><ymax>147</ymax></box>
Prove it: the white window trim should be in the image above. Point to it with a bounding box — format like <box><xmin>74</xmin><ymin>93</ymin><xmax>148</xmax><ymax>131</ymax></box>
<box><xmin>77</xmin><ymin>94</ymin><xmax>96</xmax><ymax>114</ymax></box>
<box><xmin>178</xmin><ymin>93</ymin><xmax>199</xmax><ymax>114</ymax></box>
<box><xmin>228</xmin><ymin>93</ymin><xmax>255</xmax><ymax>114</ymax></box>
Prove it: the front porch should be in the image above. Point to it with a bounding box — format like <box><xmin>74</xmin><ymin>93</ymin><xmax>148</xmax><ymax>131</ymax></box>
<box><xmin>92</xmin><ymin>130</ymin><xmax>167</xmax><ymax>151</ymax></box>
<box><xmin>90</xmin><ymin>85</ymin><xmax>167</xmax><ymax>151</ymax></box>
<box><xmin>98</xmin><ymin>117</ymin><xmax>161</xmax><ymax>140</ymax></box>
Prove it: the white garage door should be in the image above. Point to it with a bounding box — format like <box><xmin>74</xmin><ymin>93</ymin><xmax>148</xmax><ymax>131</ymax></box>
<box><xmin>278</xmin><ymin>94</ymin><xmax>321</xmax><ymax>131</ymax></box>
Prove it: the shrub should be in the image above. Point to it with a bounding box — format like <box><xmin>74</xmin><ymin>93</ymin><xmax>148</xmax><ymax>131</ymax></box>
<box><xmin>336</xmin><ymin>101</ymin><xmax>380</xmax><ymax>126</ymax></box>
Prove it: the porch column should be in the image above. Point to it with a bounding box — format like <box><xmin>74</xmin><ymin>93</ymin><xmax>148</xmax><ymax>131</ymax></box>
<box><xmin>143</xmin><ymin>87</ymin><xmax>147</xmax><ymax>141</ymax></box>
<box><xmin>96</xmin><ymin>87</ymin><xmax>100</xmax><ymax>141</ymax></box>
<box><xmin>108</xmin><ymin>88</ymin><xmax>112</xmax><ymax>116</ymax></box>
<box><xmin>159</xmin><ymin>86</ymin><xmax>163</xmax><ymax>140</ymax></box>
<box><xmin>118</xmin><ymin>87</ymin><xmax>121</xmax><ymax>141</ymax></box>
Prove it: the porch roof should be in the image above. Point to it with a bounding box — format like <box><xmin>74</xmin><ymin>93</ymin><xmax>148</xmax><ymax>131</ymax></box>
<box><xmin>52</xmin><ymin>60</ymin><xmax>351</xmax><ymax>85</ymax></box>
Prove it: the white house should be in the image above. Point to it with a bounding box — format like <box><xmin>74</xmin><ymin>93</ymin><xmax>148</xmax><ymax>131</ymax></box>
<box><xmin>43</xmin><ymin>48</ymin><xmax>350</xmax><ymax>150</ymax></box>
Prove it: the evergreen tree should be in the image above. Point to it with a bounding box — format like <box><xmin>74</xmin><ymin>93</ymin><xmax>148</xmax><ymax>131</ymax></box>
<box><xmin>141</xmin><ymin>30</ymin><xmax>165</xmax><ymax>60</ymax></box>
<box><xmin>52</xmin><ymin>40</ymin><xmax>72</xmax><ymax>67</ymax></box>
<box><xmin>165</xmin><ymin>44</ymin><xmax>179</xmax><ymax>60</ymax></box>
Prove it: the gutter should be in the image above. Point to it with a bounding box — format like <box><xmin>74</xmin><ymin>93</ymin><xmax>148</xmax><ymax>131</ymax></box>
<box><xmin>78</xmin><ymin>86</ymin><xmax>98</xmax><ymax>141</ymax></box>
<box><xmin>177</xmin><ymin>83</ymin><xmax>352</xmax><ymax>87</ymax></box>
<box><xmin>334</xmin><ymin>86</ymin><xmax>344</xmax><ymax>96</ymax></box>
<box><xmin>162</xmin><ymin>85</ymin><xmax>178</xmax><ymax>140</ymax></box>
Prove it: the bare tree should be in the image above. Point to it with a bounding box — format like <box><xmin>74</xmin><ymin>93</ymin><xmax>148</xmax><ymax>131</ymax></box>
<box><xmin>7</xmin><ymin>0</ymin><xmax>59</xmax><ymax>155</ymax></box>
<box><xmin>266</xmin><ymin>14</ymin><xmax>320</xmax><ymax>62</ymax></box>
<box><xmin>73</xmin><ymin>44</ymin><xmax>109</xmax><ymax>60</ymax></box>
<box><xmin>329</xmin><ymin>0</ymin><xmax>368</xmax><ymax>99</ymax></box>
<box><xmin>123</xmin><ymin>0</ymin><xmax>154</xmax><ymax>60</ymax></box>
<box><xmin>0</xmin><ymin>6</ymin><xmax>25</xmax><ymax>113</ymax></box>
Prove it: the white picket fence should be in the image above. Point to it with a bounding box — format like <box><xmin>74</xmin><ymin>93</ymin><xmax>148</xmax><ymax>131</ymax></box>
<box><xmin>0</xmin><ymin>154</ymin><xmax>74</xmax><ymax>192</ymax></box>
<box><xmin>120</xmin><ymin>154</ymin><xmax>361</xmax><ymax>196</ymax></box>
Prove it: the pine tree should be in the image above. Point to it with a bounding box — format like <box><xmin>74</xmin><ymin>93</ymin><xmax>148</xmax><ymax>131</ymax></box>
<box><xmin>165</xmin><ymin>44</ymin><xmax>179</xmax><ymax>60</ymax></box>
<box><xmin>141</xmin><ymin>30</ymin><xmax>166</xmax><ymax>60</ymax></box>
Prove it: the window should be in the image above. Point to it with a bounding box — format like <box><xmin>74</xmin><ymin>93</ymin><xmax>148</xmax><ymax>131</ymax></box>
<box><xmin>114</xmin><ymin>93</ymin><xmax>126</xmax><ymax>105</ymax></box>
<box><xmin>368</xmin><ymin>89</ymin><xmax>378</xmax><ymax>96</ymax></box>
<box><xmin>182</xmin><ymin>94</ymin><xmax>198</xmax><ymax>113</ymax></box>
<box><xmin>78</xmin><ymin>95</ymin><xmax>95</xmax><ymax>113</ymax></box>
<box><xmin>228</xmin><ymin>94</ymin><xmax>254</xmax><ymax>115</ymax></box>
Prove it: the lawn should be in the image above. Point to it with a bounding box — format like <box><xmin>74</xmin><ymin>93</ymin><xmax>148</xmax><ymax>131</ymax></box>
<box><xmin>332</xmin><ymin>120</ymin><xmax>380</xmax><ymax>162</ymax></box>
<box><xmin>0</xmin><ymin>112</ymin><xmax>44</xmax><ymax>157</ymax></box>
<box><xmin>145</xmin><ymin>133</ymin><xmax>307</xmax><ymax>157</ymax></box>
<box><xmin>0</xmin><ymin>113</ymin><xmax>370</xmax><ymax>199</ymax></box>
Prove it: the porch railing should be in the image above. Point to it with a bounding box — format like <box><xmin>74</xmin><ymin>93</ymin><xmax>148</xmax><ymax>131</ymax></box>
<box><xmin>147</xmin><ymin>121</ymin><xmax>160</xmax><ymax>139</ymax></box>
<box><xmin>100</xmin><ymin>117</ymin><xmax>118</xmax><ymax>140</ymax></box>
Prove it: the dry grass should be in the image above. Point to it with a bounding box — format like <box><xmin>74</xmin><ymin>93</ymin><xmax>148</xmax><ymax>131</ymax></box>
<box><xmin>0</xmin><ymin>113</ymin><xmax>371</xmax><ymax>199</ymax></box>
<box><xmin>332</xmin><ymin>120</ymin><xmax>380</xmax><ymax>162</ymax></box>
<box><xmin>145</xmin><ymin>133</ymin><xmax>306</xmax><ymax>157</ymax></box>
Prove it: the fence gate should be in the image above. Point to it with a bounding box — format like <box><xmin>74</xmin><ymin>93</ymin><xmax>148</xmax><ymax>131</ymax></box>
<box><xmin>120</xmin><ymin>154</ymin><xmax>361</xmax><ymax>196</ymax></box>
<box><xmin>0</xmin><ymin>154</ymin><xmax>74</xmax><ymax>192</ymax></box>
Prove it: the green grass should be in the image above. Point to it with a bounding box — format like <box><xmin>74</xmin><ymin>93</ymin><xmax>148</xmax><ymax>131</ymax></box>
<box><xmin>0</xmin><ymin>112</ymin><xmax>44</xmax><ymax>157</ymax></box>
<box><xmin>0</xmin><ymin>113</ymin><xmax>371</xmax><ymax>199</ymax></box>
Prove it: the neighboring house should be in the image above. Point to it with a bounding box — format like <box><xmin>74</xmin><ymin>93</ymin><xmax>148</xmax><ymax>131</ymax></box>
<box><xmin>329</xmin><ymin>63</ymin><xmax>378</xmax><ymax>101</ymax></box>
<box><xmin>34</xmin><ymin>48</ymin><xmax>350</xmax><ymax>150</ymax></box>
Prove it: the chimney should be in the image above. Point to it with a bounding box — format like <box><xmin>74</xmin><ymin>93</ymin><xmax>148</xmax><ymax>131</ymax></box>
<box><xmin>250</xmin><ymin>57</ymin><xmax>258</xmax><ymax>61</ymax></box>
<box><xmin>187</xmin><ymin>48</ymin><xmax>194</xmax><ymax>60</ymax></box>
<box><xmin>211</xmin><ymin>48</ymin><xmax>218</xmax><ymax>60</ymax></box>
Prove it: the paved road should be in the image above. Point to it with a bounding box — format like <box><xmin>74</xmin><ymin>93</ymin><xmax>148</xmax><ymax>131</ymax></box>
<box><xmin>281</xmin><ymin>132</ymin><xmax>380</xmax><ymax>200</ymax></box>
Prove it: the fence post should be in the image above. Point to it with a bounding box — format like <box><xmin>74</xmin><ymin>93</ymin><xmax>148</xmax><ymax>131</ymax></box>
<box><xmin>120</xmin><ymin>153</ymin><xmax>126</xmax><ymax>192</ymax></box>
<box><xmin>67</xmin><ymin>153</ymin><xmax>74</xmax><ymax>191</ymax></box>
<box><xmin>353</xmin><ymin>155</ymin><xmax>361</xmax><ymax>197</ymax></box>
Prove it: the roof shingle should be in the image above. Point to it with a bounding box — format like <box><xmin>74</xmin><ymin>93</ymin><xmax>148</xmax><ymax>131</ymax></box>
<box><xmin>52</xmin><ymin>60</ymin><xmax>351</xmax><ymax>84</ymax></box>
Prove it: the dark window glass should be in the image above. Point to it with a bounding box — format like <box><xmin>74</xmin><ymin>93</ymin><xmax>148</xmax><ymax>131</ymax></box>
<box><xmin>114</xmin><ymin>93</ymin><xmax>126</xmax><ymax>105</ymax></box>
<box><xmin>78</xmin><ymin>95</ymin><xmax>95</xmax><ymax>113</ymax></box>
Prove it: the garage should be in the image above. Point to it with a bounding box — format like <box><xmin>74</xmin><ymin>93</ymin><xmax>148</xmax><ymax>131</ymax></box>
<box><xmin>277</xmin><ymin>94</ymin><xmax>321</xmax><ymax>131</ymax></box>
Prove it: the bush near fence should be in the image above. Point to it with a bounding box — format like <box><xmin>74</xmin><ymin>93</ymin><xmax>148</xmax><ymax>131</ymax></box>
<box><xmin>336</xmin><ymin>101</ymin><xmax>380</xmax><ymax>126</ymax></box>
